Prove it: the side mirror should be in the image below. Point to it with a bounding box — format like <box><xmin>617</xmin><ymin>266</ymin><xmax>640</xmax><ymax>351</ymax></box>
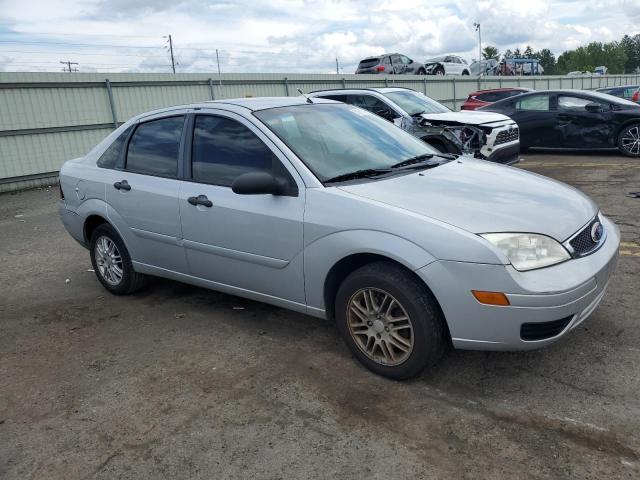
<box><xmin>232</xmin><ymin>171</ymin><xmax>288</xmax><ymax>195</ymax></box>
<box><xmin>585</xmin><ymin>102</ymin><xmax>604</xmax><ymax>113</ymax></box>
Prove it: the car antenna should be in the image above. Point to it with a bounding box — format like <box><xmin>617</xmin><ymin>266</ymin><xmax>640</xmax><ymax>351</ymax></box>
<box><xmin>297</xmin><ymin>88</ymin><xmax>314</xmax><ymax>104</ymax></box>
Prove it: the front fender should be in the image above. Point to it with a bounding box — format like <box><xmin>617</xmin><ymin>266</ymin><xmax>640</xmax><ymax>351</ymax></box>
<box><xmin>303</xmin><ymin>229</ymin><xmax>437</xmax><ymax>312</ymax></box>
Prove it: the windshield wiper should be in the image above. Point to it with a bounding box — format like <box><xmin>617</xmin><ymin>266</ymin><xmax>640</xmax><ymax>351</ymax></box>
<box><xmin>324</xmin><ymin>168</ymin><xmax>393</xmax><ymax>184</ymax></box>
<box><xmin>390</xmin><ymin>153</ymin><xmax>456</xmax><ymax>169</ymax></box>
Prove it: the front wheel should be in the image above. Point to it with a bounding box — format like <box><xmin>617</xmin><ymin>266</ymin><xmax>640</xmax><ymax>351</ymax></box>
<box><xmin>618</xmin><ymin>123</ymin><xmax>640</xmax><ymax>157</ymax></box>
<box><xmin>462</xmin><ymin>70</ymin><xmax>470</xmax><ymax>75</ymax></box>
<box><xmin>335</xmin><ymin>262</ymin><xmax>448</xmax><ymax>380</ymax></box>
<box><xmin>89</xmin><ymin>223</ymin><xmax>146</xmax><ymax>295</ymax></box>
<box><xmin>434</xmin><ymin>67</ymin><xmax>445</xmax><ymax>76</ymax></box>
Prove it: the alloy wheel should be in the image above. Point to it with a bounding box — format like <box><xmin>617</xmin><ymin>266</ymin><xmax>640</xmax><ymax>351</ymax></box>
<box><xmin>621</xmin><ymin>126</ymin><xmax>640</xmax><ymax>155</ymax></box>
<box><xmin>95</xmin><ymin>236</ymin><xmax>123</xmax><ymax>286</ymax></box>
<box><xmin>346</xmin><ymin>287</ymin><xmax>414</xmax><ymax>366</ymax></box>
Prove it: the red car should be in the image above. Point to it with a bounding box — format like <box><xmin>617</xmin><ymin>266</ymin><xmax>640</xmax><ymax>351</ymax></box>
<box><xmin>461</xmin><ymin>87</ymin><xmax>533</xmax><ymax>110</ymax></box>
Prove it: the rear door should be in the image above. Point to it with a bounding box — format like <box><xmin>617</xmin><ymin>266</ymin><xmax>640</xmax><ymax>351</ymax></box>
<box><xmin>347</xmin><ymin>94</ymin><xmax>402</xmax><ymax>122</ymax></box>
<box><xmin>178</xmin><ymin>111</ymin><xmax>306</xmax><ymax>305</ymax></box>
<box><xmin>554</xmin><ymin>94</ymin><xmax>613</xmax><ymax>148</ymax></box>
<box><xmin>104</xmin><ymin>113</ymin><xmax>188</xmax><ymax>273</ymax></box>
<box><xmin>390</xmin><ymin>55</ymin><xmax>403</xmax><ymax>74</ymax></box>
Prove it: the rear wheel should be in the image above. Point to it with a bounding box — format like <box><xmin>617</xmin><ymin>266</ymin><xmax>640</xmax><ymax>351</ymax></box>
<box><xmin>417</xmin><ymin>68</ymin><xmax>426</xmax><ymax>75</ymax></box>
<box><xmin>335</xmin><ymin>262</ymin><xmax>448</xmax><ymax>380</ymax></box>
<box><xmin>618</xmin><ymin>123</ymin><xmax>640</xmax><ymax>157</ymax></box>
<box><xmin>89</xmin><ymin>224</ymin><xmax>146</xmax><ymax>295</ymax></box>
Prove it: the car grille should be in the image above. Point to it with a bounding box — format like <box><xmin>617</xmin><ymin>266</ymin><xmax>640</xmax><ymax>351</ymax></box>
<box><xmin>494</xmin><ymin>127</ymin><xmax>519</xmax><ymax>145</ymax></box>
<box><xmin>521</xmin><ymin>316</ymin><xmax>573</xmax><ymax>341</ymax></box>
<box><xmin>569</xmin><ymin>216</ymin><xmax>602</xmax><ymax>256</ymax></box>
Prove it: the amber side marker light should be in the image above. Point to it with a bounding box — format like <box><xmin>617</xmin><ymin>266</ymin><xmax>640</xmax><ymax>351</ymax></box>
<box><xmin>471</xmin><ymin>290</ymin><xmax>510</xmax><ymax>306</ymax></box>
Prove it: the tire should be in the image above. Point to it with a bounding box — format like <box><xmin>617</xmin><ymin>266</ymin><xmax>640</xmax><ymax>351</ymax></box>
<box><xmin>617</xmin><ymin>123</ymin><xmax>640</xmax><ymax>157</ymax></box>
<box><xmin>434</xmin><ymin>67</ymin><xmax>445</xmax><ymax>76</ymax></box>
<box><xmin>334</xmin><ymin>261</ymin><xmax>448</xmax><ymax>380</ymax></box>
<box><xmin>89</xmin><ymin>223</ymin><xmax>146</xmax><ymax>295</ymax></box>
<box><xmin>462</xmin><ymin>70</ymin><xmax>470</xmax><ymax>75</ymax></box>
<box><xmin>417</xmin><ymin>68</ymin><xmax>426</xmax><ymax>75</ymax></box>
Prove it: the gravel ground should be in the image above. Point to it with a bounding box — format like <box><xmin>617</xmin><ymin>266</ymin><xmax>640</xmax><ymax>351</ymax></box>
<box><xmin>1</xmin><ymin>153</ymin><xmax>639</xmax><ymax>479</ymax></box>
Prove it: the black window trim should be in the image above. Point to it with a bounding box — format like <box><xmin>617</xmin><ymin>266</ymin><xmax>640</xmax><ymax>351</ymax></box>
<box><xmin>184</xmin><ymin>111</ymin><xmax>299</xmax><ymax>197</ymax></box>
<box><xmin>117</xmin><ymin>113</ymin><xmax>188</xmax><ymax>180</ymax></box>
<box><xmin>96</xmin><ymin>124</ymin><xmax>134</xmax><ymax>170</ymax></box>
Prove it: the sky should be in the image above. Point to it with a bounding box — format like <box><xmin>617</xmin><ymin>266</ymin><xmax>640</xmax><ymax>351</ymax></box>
<box><xmin>0</xmin><ymin>0</ymin><xmax>639</xmax><ymax>73</ymax></box>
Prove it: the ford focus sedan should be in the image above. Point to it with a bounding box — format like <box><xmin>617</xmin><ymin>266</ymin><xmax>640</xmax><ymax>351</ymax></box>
<box><xmin>59</xmin><ymin>97</ymin><xmax>619</xmax><ymax>380</ymax></box>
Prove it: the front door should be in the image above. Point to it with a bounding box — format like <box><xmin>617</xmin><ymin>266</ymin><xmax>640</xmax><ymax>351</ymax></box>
<box><xmin>104</xmin><ymin>114</ymin><xmax>188</xmax><ymax>274</ymax></box>
<box><xmin>178</xmin><ymin>112</ymin><xmax>306</xmax><ymax>305</ymax></box>
<box><xmin>554</xmin><ymin>94</ymin><xmax>613</xmax><ymax>148</ymax></box>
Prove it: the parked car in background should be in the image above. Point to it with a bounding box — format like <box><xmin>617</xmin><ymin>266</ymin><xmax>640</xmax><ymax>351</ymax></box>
<box><xmin>595</xmin><ymin>85</ymin><xmax>640</xmax><ymax>103</ymax></box>
<box><xmin>502</xmin><ymin>58</ymin><xmax>543</xmax><ymax>75</ymax></box>
<box><xmin>424</xmin><ymin>55</ymin><xmax>470</xmax><ymax>75</ymax></box>
<box><xmin>567</xmin><ymin>71</ymin><xmax>591</xmax><ymax>76</ymax></box>
<box><xmin>479</xmin><ymin>89</ymin><xmax>640</xmax><ymax>157</ymax></box>
<box><xmin>58</xmin><ymin>96</ymin><xmax>620</xmax><ymax>380</ymax></box>
<box><xmin>309</xmin><ymin>87</ymin><xmax>520</xmax><ymax>164</ymax></box>
<box><xmin>469</xmin><ymin>58</ymin><xmax>500</xmax><ymax>76</ymax></box>
<box><xmin>356</xmin><ymin>53</ymin><xmax>426</xmax><ymax>75</ymax></box>
<box><xmin>594</xmin><ymin>66</ymin><xmax>608</xmax><ymax>75</ymax></box>
<box><xmin>461</xmin><ymin>87</ymin><xmax>533</xmax><ymax>110</ymax></box>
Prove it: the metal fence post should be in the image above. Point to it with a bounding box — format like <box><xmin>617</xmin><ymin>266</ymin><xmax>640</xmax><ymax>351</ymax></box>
<box><xmin>104</xmin><ymin>79</ymin><xmax>117</xmax><ymax>128</ymax></box>
<box><xmin>208</xmin><ymin>78</ymin><xmax>215</xmax><ymax>100</ymax></box>
<box><xmin>284</xmin><ymin>77</ymin><xmax>290</xmax><ymax>96</ymax></box>
<box><xmin>452</xmin><ymin>77</ymin><xmax>457</xmax><ymax>111</ymax></box>
<box><xmin>385</xmin><ymin>77</ymin><xmax>389</xmax><ymax>87</ymax></box>
<box><xmin>423</xmin><ymin>77</ymin><xmax>427</xmax><ymax>95</ymax></box>
<box><xmin>342</xmin><ymin>77</ymin><xmax>346</xmax><ymax>89</ymax></box>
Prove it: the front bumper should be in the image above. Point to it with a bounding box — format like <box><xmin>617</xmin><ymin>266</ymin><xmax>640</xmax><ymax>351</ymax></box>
<box><xmin>417</xmin><ymin>215</ymin><xmax>620</xmax><ymax>350</ymax></box>
<box><xmin>484</xmin><ymin>142</ymin><xmax>520</xmax><ymax>165</ymax></box>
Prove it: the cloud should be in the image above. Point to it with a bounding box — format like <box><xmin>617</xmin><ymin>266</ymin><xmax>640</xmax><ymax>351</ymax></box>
<box><xmin>0</xmin><ymin>0</ymin><xmax>639</xmax><ymax>73</ymax></box>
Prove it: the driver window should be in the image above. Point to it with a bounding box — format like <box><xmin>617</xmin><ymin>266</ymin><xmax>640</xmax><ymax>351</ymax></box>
<box><xmin>349</xmin><ymin>95</ymin><xmax>397</xmax><ymax>120</ymax></box>
<box><xmin>192</xmin><ymin>115</ymin><xmax>294</xmax><ymax>191</ymax></box>
<box><xmin>558</xmin><ymin>96</ymin><xmax>605</xmax><ymax>112</ymax></box>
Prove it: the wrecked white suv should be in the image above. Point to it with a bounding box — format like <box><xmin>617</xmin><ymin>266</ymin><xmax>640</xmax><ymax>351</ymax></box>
<box><xmin>310</xmin><ymin>87</ymin><xmax>520</xmax><ymax>165</ymax></box>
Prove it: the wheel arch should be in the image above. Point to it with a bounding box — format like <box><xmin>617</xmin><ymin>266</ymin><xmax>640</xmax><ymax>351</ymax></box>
<box><xmin>83</xmin><ymin>214</ymin><xmax>109</xmax><ymax>243</ymax></box>
<box><xmin>614</xmin><ymin>118</ymin><xmax>640</xmax><ymax>144</ymax></box>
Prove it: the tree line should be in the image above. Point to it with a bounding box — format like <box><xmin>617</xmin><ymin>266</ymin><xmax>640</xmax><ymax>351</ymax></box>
<box><xmin>481</xmin><ymin>34</ymin><xmax>640</xmax><ymax>75</ymax></box>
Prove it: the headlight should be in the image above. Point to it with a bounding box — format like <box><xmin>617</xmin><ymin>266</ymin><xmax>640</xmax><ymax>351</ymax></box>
<box><xmin>480</xmin><ymin>233</ymin><xmax>570</xmax><ymax>271</ymax></box>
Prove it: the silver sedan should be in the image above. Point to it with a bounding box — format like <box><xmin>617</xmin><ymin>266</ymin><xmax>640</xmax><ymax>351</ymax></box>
<box><xmin>59</xmin><ymin>97</ymin><xmax>619</xmax><ymax>379</ymax></box>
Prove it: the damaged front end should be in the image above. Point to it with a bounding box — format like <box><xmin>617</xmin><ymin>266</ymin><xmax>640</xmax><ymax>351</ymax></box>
<box><xmin>400</xmin><ymin>116</ymin><xmax>486</xmax><ymax>157</ymax></box>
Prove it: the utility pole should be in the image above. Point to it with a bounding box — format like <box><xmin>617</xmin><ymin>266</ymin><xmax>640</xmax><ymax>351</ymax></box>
<box><xmin>474</xmin><ymin>22</ymin><xmax>482</xmax><ymax>74</ymax></box>
<box><xmin>216</xmin><ymin>49</ymin><xmax>222</xmax><ymax>85</ymax></box>
<box><xmin>167</xmin><ymin>34</ymin><xmax>176</xmax><ymax>73</ymax></box>
<box><xmin>335</xmin><ymin>57</ymin><xmax>339</xmax><ymax>74</ymax></box>
<box><xmin>60</xmin><ymin>60</ymin><xmax>78</xmax><ymax>72</ymax></box>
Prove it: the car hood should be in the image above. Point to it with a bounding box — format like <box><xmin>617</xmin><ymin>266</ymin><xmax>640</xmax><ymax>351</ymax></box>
<box><xmin>420</xmin><ymin>111</ymin><xmax>513</xmax><ymax>126</ymax></box>
<box><xmin>338</xmin><ymin>158</ymin><xmax>597</xmax><ymax>241</ymax></box>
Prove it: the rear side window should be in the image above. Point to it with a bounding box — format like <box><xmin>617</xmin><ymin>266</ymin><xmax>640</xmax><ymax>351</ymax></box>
<box><xmin>191</xmin><ymin>115</ymin><xmax>289</xmax><ymax>188</ymax></box>
<box><xmin>358</xmin><ymin>58</ymin><xmax>380</xmax><ymax>68</ymax></box>
<box><xmin>97</xmin><ymin>126</ymin><xmax>132</xmax><ymax>169</ymax></box>
<box><xmin>516</xmin><ymin>95</ymin><xmax>550</xmax><ymax>111</ymax></box>
<box><xmin>125</xmin><ymin>116</ymin><xmax>184</xmax><ymax>177</ymax></box>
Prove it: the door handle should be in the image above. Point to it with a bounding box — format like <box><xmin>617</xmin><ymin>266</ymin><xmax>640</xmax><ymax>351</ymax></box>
<box><xmin>187</xmin><ymin>194</ymin><xmax>213</xmax><ymax>208</ymax></box>
<box><xmin>113</xmin><ymin>180</ymin><xmax>131</xmax><ymax>191</ymax></box>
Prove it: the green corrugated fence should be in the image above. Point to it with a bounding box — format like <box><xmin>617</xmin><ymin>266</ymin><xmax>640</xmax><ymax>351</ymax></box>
<box><xmin>1</xmin><ymin>71</ymin><xmax>639</xmax><ymax>192</ymax></box>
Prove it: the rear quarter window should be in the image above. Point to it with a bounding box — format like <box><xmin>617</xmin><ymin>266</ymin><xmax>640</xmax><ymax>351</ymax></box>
<box><xmin>97</xmin><ymin>126</ymin><xmax>133</xmax><ymax>169</ymax></box>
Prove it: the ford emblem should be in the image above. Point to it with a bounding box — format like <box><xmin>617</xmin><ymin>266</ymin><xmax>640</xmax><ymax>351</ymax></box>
<box><xmin>590</xmin><ymin>222</ymin><xmax>603</xmax><ymax>242</ymax></box>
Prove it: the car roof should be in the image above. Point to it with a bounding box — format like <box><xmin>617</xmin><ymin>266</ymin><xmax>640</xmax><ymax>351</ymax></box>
<box><xmin>488</xmin><ymin>88</ymin><xmax>640</xmax><ymax>107</ymax></box>
<box><xmin>309</xmin><ymin>87</ymin><xmax>413</xmax><ymax>95</ymax></box>
<box><xmin>133</xmin><ymin>96</ymin><xmax>339</xmax><ymax>120</ymax></box>
<box><xmin>468</xmin><ymin>87</ymin><xmax>533</xmax><ymax>95</ymax></box>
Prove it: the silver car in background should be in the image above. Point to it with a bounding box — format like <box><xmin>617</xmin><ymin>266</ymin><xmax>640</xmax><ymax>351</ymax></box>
<box><xmin>59</xmin><ymin>97</ymin><xmax>619</xmax><ymax>379</ymax></box>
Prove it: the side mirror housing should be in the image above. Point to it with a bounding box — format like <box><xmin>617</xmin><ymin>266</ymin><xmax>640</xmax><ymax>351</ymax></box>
<box><xmin>585</xmin><ymin>102</ymin><xmax>605</xmax><ymax>113</ymax></box>
<box><xmin>232</xmin><ymin>171</ymin><xmax>290</xmax><ymax>196</ymax></box>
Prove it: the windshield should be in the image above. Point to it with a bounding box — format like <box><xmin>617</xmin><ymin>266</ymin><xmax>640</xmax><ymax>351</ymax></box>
<box><xmin>254</xmin><ymin>104</ymin><xmax>440</xmax><ymax>182</ymax></box>
<box><xmin>383</xmin><ymin>90</ymin><xmax>450</xmax><ymax>115</ymax></box>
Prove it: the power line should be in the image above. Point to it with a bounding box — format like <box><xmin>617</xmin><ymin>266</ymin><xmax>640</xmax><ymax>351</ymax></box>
<box><xmin>60</xmin><ymin>60</ymin><xmax>79</xmax><ymax>72</ymax></box>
